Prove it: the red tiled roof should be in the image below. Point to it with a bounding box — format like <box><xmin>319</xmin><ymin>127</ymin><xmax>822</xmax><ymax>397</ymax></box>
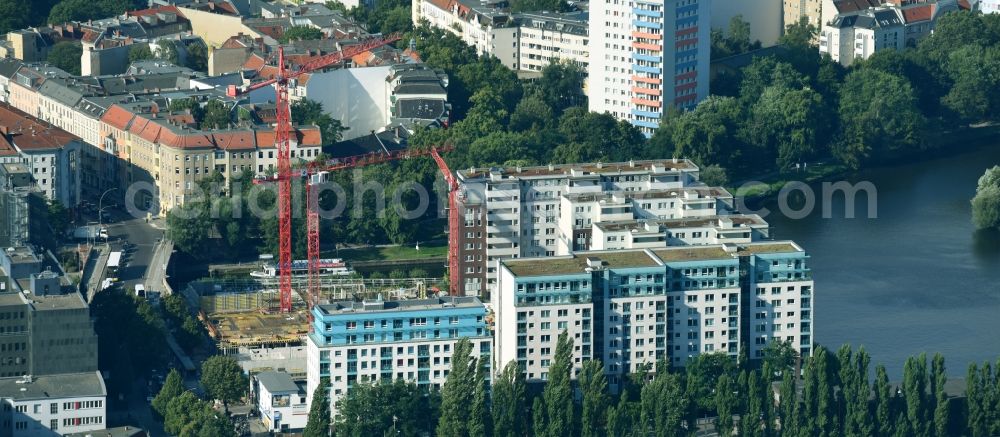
<box><xmin>298</xmin><ymin>127</ymin><xmax>321</xmax><ymax>147</ymax></box>
<box><xmin>158</xmin><ymin>128</ymin><xmax>213</xmax><ymax>149</ymax></box>
<box><xmin>244</xmin><ymin>53</ymin><xmax>267</xmax><ymax>71</ymax></box>
<box><xmin>213</xmin><ymin>131</ymin><xmax>256</xmax><ymax>150</ymax></box>
<box><xmin>902</xmin><ymin>4</ymin><xmax>933</xmax><ymax>23</ymax></box>
<box><xmin>0</xmin><ymin>104</ymin><xmax>78</xmax><ymax>151</ymax></box>
<box><xmin>166</xmin><ymin>113</ymin><xmax>196</xmax><ymax>126</ymax></box>
<box><xmin>958</xmin><ymin>0</ymin><xmax>971</xmax><ymax>9</ymax></box>
<box><xmin>255</xmin><ymin>130</ymin><xmax>276</xmax><ymax>148</ymax></box>
<box><xmin>127</xmin><ymin>5</ymin><xmax>182</xmax><ymax>17</ymax></box>
<box><xmin>82</xmin><ymin>30</ymin><xmax>101</xmax><ymax>43</ymax></box>
<box><xmin>101</xmin><ymin>104</ymin><xmax>135</xmax><ymax>131</ymax></box>
<box><xmin>0</xmin><ymin>133</ymin><xmax>16</xmax><ymax>156</ymax></box>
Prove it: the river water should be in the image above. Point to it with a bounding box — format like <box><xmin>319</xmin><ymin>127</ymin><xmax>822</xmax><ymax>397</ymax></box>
<box><xmin>756</xmin><ymin>145</ymin><xmax>1000</xmax><ymax>378</ymax></box>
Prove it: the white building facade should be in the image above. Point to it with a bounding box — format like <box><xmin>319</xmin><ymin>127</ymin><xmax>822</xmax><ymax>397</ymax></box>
<box><xmin>495</xmin><ymin>242</ymin><xmax>814</xmax><ymax>392</ymax></box>
<box><xmin>0</xmin><ymin>372</ymin><xmax>107</xmax><ymax>437</ymax></box>
<box><xmin>587</xmin><ymin>0</ymin><xmax>711</xmax><ymax>136</ymax></box>
<box><xmin>306</xmin><ymin>297</ymin><xmax>491</xmax><ymax>419</ymax></box>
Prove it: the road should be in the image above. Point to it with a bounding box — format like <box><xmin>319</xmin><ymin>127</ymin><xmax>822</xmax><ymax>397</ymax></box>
<box><xmin>94</xmin><ymin>210</ymin><xmax>170</xmax><ymax>436</ymax></box>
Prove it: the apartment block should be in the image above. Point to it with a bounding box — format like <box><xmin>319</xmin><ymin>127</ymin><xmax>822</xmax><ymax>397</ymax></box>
<box><xmin>587</xmin><ymin>0</ymin><xmax>710</xmax><ymax>136</ymax></box>
<box><xmin>455</xmin><ymin>159</ymin><xmax>736</xmax><ymax>297</ymax></box>
<box><xmin>494</xmin><ymin>242</ymin><xmax>814</xmax><ymax>391</ymax></box>
<box><xmin>492</xmin><ymin>12</ymin><xmax>590</xmax><ymax>74</ymax></box>
<box><xmin>0</xmin><ymin>104</ymin><xmax>83</xmax><ymax>208</ymax></box>
<box><xmin>818</xmin><ymin>0</ymin><xmax>966</xmax><ymax>66</ymax></box>
<box><xmin>0</xmin><ymin>372</ymin><xmax>107</xmax><ymax>437</ymax></box>
<box><xmin>305</xmin><ymin>296</ymin><xmax>491</xmax><ymax>419</ymax></box>
<box><xmin>99</xmin><ymin>99</ymin><xmax>322</xmax><ymax>214</ymax></box>
<box><xmin>412</xmin><ymin>0</ymin><xmax>590</xmax><ymax>76</ymax></box>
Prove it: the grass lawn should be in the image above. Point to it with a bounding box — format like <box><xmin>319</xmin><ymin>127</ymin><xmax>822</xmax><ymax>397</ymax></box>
<box><xmin>332</xmin><ymin>244</ymin><xmax>448</xmax><ymax>262</ymax></box>
<box><xmin>730</xmin><ymin>163</ymin><xmax>848</xmax><ymax>200</ymax></box>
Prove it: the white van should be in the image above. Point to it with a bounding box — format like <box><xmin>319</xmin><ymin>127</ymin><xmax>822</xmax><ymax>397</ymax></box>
<box><xmin>134</xmin><ymin>284</ymin><xmax>146</xmax><ymax>298</ymax></box>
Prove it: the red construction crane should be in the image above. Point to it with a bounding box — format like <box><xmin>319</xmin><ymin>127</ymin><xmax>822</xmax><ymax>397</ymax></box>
<box><xmin>227</xmin><ymin>33</ymin><xmax>402</xmax><ymax>312</ymax></box>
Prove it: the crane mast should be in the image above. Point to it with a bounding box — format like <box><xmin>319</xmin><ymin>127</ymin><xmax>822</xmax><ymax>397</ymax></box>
<box><xmin>230</xmin><ymin>34</ymin><xmax>402</xmax><ymax>313</ymax></box>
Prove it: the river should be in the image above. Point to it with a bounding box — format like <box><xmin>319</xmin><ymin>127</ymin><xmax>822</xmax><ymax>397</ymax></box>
<box><xmin>756</xmin><ymin>145</ymin><xmax>1000</xmax><ymax>378</ymax></box>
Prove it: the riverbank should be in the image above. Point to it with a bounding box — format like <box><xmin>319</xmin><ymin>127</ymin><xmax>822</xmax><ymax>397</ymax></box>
<box><xmin>731</xmin><ymin>123</ymin><xmax>1000</xmax><ymax>203</ymax></box>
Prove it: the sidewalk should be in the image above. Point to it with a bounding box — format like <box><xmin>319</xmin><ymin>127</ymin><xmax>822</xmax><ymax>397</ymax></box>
<box><xmin>145</xmin><ymin>239</ymin><xmax>174</xmax><ymax>294</ymax></box>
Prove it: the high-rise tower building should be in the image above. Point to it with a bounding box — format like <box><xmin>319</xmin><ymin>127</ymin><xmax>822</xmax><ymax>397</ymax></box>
<box><xmin>588</xmin><ymin>0</ymin><xmax>711</xmax><ymax>136</ymax></box>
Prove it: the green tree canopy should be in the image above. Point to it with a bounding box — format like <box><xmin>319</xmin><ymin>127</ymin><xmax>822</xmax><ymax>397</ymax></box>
<box><xmin>128</xmin><ymin>44</ymin><xmax>154</xmax><ymax>63</ymax></box>
<box><xmin>835</xmin><ymin>68</ymin><xmax>924</xmax><ymax>169</ymax></box>
<box><xmin>281</xmin><ymin>26</ymin><xmax>324</xmax><ymax>43</ymax></box>
<box><xmin>303</xmin><ymin>377</ymin><xmax>330</xmax><ymax>437</ymax></box>
<box><xmin>152</xmin><ymin>369</ymin><xmax>185</xmax><ymax>417</ymax></box>
<box><xmin>200</xmin><ymin>355</ymin><xmax>247</xmax><ymax>407</ymax></box>
<box><xmin>336</xmin><ymin>380</ymin><xmax>439</xmax><ymax>436</ymax></box>
<box><xmin>47</xmin><ymin>41</ymin><xmax>82</xmax><ymax>75</ymax></box>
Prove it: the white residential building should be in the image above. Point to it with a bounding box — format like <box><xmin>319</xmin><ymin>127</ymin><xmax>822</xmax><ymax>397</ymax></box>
<box><xmin>493</xmin><ymin>12</ymin><xmax>590</xmax><ymax>74</ymax></box>
<box><xmin>0</xmin><ymin>372</ymin><xmax>107</xmax><ymax>437</ymax></box>
<box><xmin>412</xmin><ymin>0</ymin><xmax>511</xmax><ymax>55</ymax></box>
<box><xmin>820</xmin><ymin>8</ymin><xmax>904</xmax><ymax>65</ymax></box>
<box><xmin>494</xmin><ymin>242</ymin><xmax>814</xmax><ymax>391</ymax></box>
<box><xmin>252</xmin><ymin>371</ymin><xmax>308</xmax><ymax>433</ymax></box>
<box><xmin>306</xmin><ymin>296</ymin><xmax>491</xmax><ymax>419</ymax></box>
<box><xmin>413</xmin><ymin>0</ymin><xmax>590</xmax><ymax>77</ymax></box>
<box><xmin>588</xmin><ymin>0</ymin><xmax>711</xmax><ymax>136</ymax></box>
<box><xmin>454</xmin><ymin>159</ymin><xmax>739</xmax><ymax>297</ymax></box>
<box><xmin>982</xmin><ymin>0</ymin><xmax>1000</xmax><ymax>12</ymax></box>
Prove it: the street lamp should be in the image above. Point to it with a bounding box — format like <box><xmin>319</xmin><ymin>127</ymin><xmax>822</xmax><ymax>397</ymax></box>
<box><xmin>98</xmin><ymin>187</ymin><xmax>118</xmax><ymax>228</ymax></box>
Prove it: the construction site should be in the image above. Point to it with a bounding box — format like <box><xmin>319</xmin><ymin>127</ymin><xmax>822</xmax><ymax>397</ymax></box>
<box><xmin>184</xmin><ymin>275</ymin><xmax>442</xmax><ymax>355</ymax></box>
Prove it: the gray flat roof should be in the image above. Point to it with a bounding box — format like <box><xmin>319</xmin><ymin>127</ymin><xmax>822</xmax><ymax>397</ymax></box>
<box><xmin>317</xmin><ymin>296</ymin><xmax>483</xmax><ymax>315</ymax></box>
<box><xmin>28</xmin><ymin>292</ymin><xmax>89</xmax><ymax>311</ymax></box>
<box><xmin>256</xmin><ymin>371</ymin><xmax>300</xmax><ymax>394</ymax></box>
<box><xmin>0</xmin><ymin>371</ymin><xmax>106</xmax><ymax>402</ymax></box>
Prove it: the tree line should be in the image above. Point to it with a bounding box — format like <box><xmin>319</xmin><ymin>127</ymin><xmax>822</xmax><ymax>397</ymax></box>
<box><xmin>151</xmin><ymin>355</ymin><xmax>247</xmax><ymax>437</ymax></box>
<box><xmin>303</xmin><ymin>333</ymin><xmax>1000</xmax><ymax>436</ymax></box>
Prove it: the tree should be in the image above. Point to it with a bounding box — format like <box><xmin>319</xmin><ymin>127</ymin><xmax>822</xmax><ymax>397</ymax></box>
<box><xmin>469</xmin><ymin>361</ymin><xmax>492</xmax><ymax>437</ymax></box>
<box><xmin>129</xmin><ymin>44</ymin><xmax>154</xmax><ymax>63</ymax></box>
<box><xmin>745</xmin><ymin>85</ymin><xmax>828</xmax><ymax>170</ymax></box>
<box><xmin>492</xmin><ymin>361</ymin><xmax>528</xmax><ymax>437</ymax></box>
<box><xmin>201</xmin><ymin>100</ymin><xmax>231</xmax><ymax>130</ymax></box>
<box><xmin>639</xmin><ymin>371</ymin><xmax>687</xmax><ymax>437</ymax></box>
<box><xmin>47</xmin><ymin>41</ymin><xmax>82</xmax><ymax>75</ymax></box>
<box><xmin>437</xmin><ymin>338</ymin><xmax>476</xmax><ymax>436</ymax></box>
<box><xmin>531</xmin><ymin>60</ymin><xmax>586</xmax><ymax>114</ymax></box>
<box><xmin>836</xmin><ymin>68</ymin><xmax>924</xmax><ymax>169</ymax></box>
<box><xmin>715</xmin><ymin>373</ymin><xmax>737</xmax><ymax>436</ymax></box>
<box><xmin>509</xmin><ymin>94</ymin><xmax>554</xmax><ymax>132</ymax></box>
<box><xmin>281</xmin><ymin>25</ymin><xmax>324</xmax><ymax>43</ymax></box>
<box><xmin>745</xmin><ymin>370</ymin><xmax>766</xmax><ymax>437</ymax></box>
<box><xmin>669</xmin><ymin>96</ymin><xmax>749</xmax><ymax>175</ymax></box>
<box><xmin>48</xmin><ymin>0</ymin><xmax>142</xmax><ymax>25</ymax></box>
<box><xmin>972</xmin><ymin>167</ymin><xmax>1000</xmax><ymax>229</ymax></box>
<box><xmin>762</xmin><ymin>340</ymin><xmax>799</xmax><ymax>379</ymax></box>
<box><xmin>902</xmin><ymin>354</ymin><xmax>928</xmax><ymax>437</ymax></box>
<box><xmin>0</xmin><ymin>0</ymin><xmax>37</xmax><ymax>34</ymax></box>
<box><xmin>607</xmin><ymin>393</ymin><xmax>635</xmax><ymax>437</ymax></box>
<box><xmin>164</xmin><ymin>391</ymin><xmax>210</xmax><ymax>436</ymax></box>
<box><xmin>153</xmin><ymin>369</ymin><xmax>185</xmax><ymax>416</ymax></box>
<box><xmin>334</xmin><ymin>381</ymin><xmax>439</xmax><ymax>436</ymax></box>
<box><xmin>542</xmin><ymin>331</ymin><xmax>575</xmax><ymax>437</ymax></box>
<box><xmin>197</xmin><ymin>414</ymin><xmax>236</xmax><ymax>437</ymax></box>
<box><xmin>967</xmin><ymin>363</ymin><xmax>987</xmax><ymax>437</ymax></box>
<box><xmin>303</xmin><ymin>377</ymin><xmax>330</xmax><ymax>437</ymax></box>
<box><xmin>186</xmin><ymin>40</ymin><xmax>208</xmax><ymax>72</ymax></box>
<box><xmin>291</xmin><ymin>99</ymin><xmax>347</xmax><ymax>145</ymax></box>
<box><xmin>200</xmin><ymin>355</ymin><xmax>247</xmax><ymax>408</ymax></box>
<box><xmin>45</xmin><ymin>200</ymin><xmax>71</xmax><ymax>236</ymax></box>
<box><xmin>777</xmin><ymin>371</ymin><xmax>797</xmax><ymax>437</ymax></box>
<box><xmin>930</xmin><ymin>354</ymin><xmax>948</xmax><ymax>437</ymax></box>
<box><xmin>532</xmin><ymin>396</ymin><xmax>547</xmax><ymax>437</ymax></box>
<box><xmin>579</xmin><ymin>360</ymin><xmax>608</xmax><ymax>437</ymax></box>
<box><xmin>158</xmin><ymin>39</ymin><xmax>180</xmax><ymax>65</ymax></box>
<box><xmin>874</xmin><ymin>365</ymin><xmax>893</xmax><ymax>437</ymax></box>
<box><xmin>700</xmin><ymin>164</ymin><xmax>728</xmax><ymax>187</ymax></box>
